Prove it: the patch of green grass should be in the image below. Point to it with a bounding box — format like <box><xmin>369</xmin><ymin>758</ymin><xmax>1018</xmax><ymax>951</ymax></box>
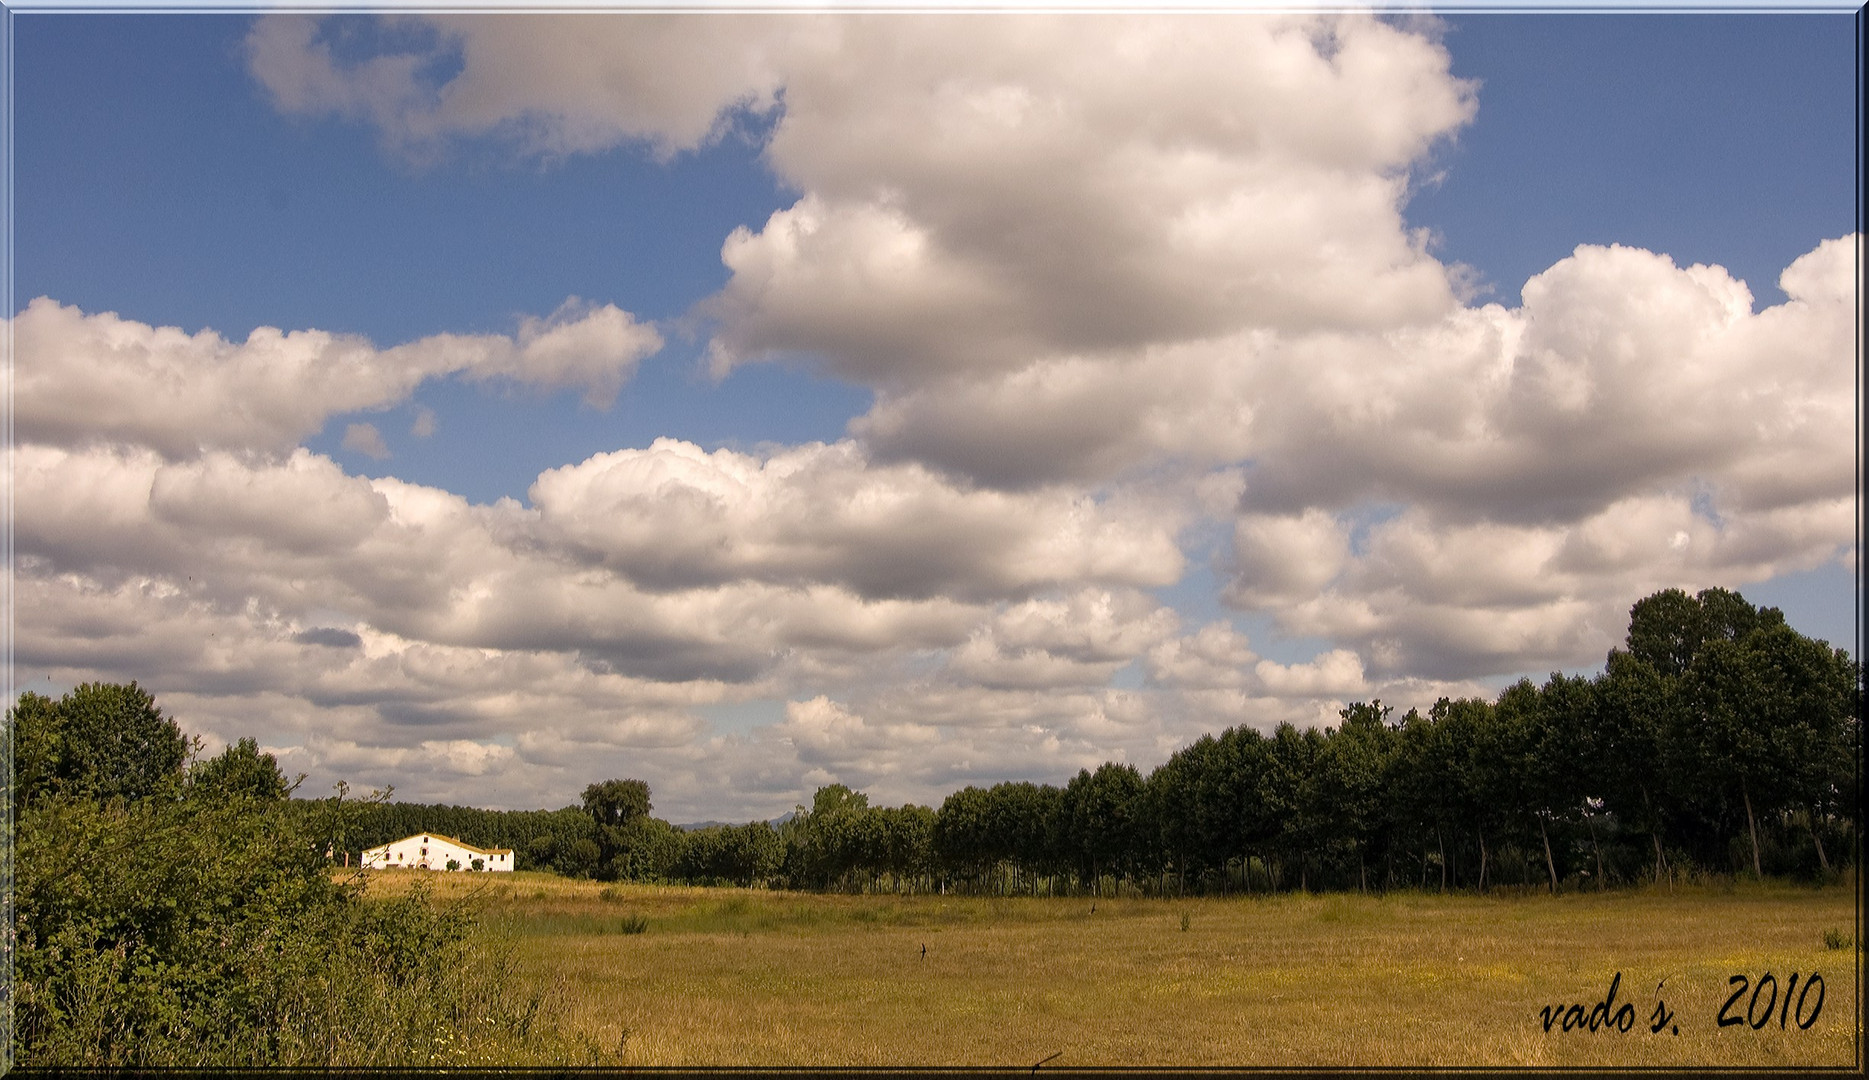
<box><xmin>500</xmin><ymin>911</ymin><xmax>652</xmax><ymax>937</ymax></box>
<box><xmin>1310</xmin><ymin>894</ymin><xmax>1396</xmax><ymax>925</ymax></box>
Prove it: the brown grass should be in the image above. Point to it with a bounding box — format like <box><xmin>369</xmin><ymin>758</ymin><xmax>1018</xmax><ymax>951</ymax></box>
<box><xmin>355</xmin><ymin>869</ymin><xmax>1862</xmax><ymax>1068</ymax></box>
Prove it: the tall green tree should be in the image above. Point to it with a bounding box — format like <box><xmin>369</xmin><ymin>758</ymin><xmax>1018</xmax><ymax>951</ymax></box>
<box><xmin>581</xmin><ymin>779</ymin><xmax>651</xmax><ymax>829</ymax></box>
<box><xmin>1147</xmin><ymin>741</ymin><xmax>1212</xmax><ymax>894</ymax></box>
<box><xmin>791</xmin><ymin>784</ymin><xmax>874</xmax><ymax>890</ymax></box>
<box><xmin>1388</xmin><ymin>707</ymin><xmax>1457</xmax><ymax>891</ymax></box>
<box><xmin>581</xmin><ymin>778</ymin><xmax>657</xmax><ymax>879</ymax></box>
<box><xmin>1680</xmin><ymin>635</ymin><xmax>1774</xmax><ymax>876</ymax></box>
<box><xmin>1592</xmin><ymin>649</ymin><xmax>1678</xmax><ymax>884</ymax></box>
<box><xmin>8</xmin><ymin>683</ymin><xmax>190</xmax><ymax>806</ymax></box>
<box><xmin>934</xmin><ymin>785</ymin><xmax>994</xmax><ymax>889</ymax></box>
<box><xmin>1318</xmin><ymin>702</ymin><xmax>1396</xmax><ymax>892</ymax></box>
<box><xmin>1263</xmin><ymin>723</ymin><xmax>1325</xmax><ymax>891</ymax></box>
<box><xmin>1626</xmin><ymin>586</ymin><xmax>1775</xmax><ymax>678</ymax></box>
<box><xmin>1064</xmin><ymin>763</ymin><xmax>1144</xmax><ymax>896</ymax></box>
<box><xmin>1681</xmin><ymin>620</ymin><xmax>1857</xmax><ymax>877</ymax></box>
<box><xmin>877</xmin><ymin>804</ymin><xmax>935</xmax><ymax>891</ymax></box>
<box><xmin>1537</xmin><ymin>672</ymin><xmax>1612</xmax><ymax>885</ymax></box>
<box><xmin>189</xmin><ymin>737</ymin><xmax>293</xmax><ymax>802</ymax></box>
<box><xmin>1216</xmin><ymin>726</ymin><xmax>1279</xmax><ymax>892</ymax></box>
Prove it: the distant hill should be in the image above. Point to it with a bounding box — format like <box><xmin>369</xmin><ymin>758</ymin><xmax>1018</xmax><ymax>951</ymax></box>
<box><xmin>675</xmin><ymin>810</ymin><xmax>797</xmax><ymax>832</ymax></box>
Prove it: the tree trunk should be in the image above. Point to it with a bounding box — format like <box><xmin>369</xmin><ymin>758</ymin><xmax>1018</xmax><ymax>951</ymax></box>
<box><xmin>1809</xmin><ymin>807</ymin><xmax>1831</xmax><ymax>873</ymax></box>
<box><xmin>1359</xmin><ymin>853</ymin><xmax>1367</xmax><ymax>894</ymax></box>
<box><xmin>1538</xmin><ymin>815</ymin><xmax>1558</xmax><ymax>894</ymax></box>
<box><xmin>1742</xmin><ymin>781</ymin><xmax>1762</xmax><ymax>879</ymax></box>
<box><xmin>1437</xmin><ymin>828</ymin><xmax>1447</xmax><ymax>893</ymax></box>
<box><xmin>1477</xmin><ymin>827</ymin><xmax>1489</xmax><ymax>893</ymax></box>
<box><xmin>1639</xmin><ymin>783</ymin><xmax>1667</xmax><ymax>889</ymax></box>
<box><xmin>1584</xmin><ymin>811</ymin><xmax>1604</xmax><ymax>889</ymax></box>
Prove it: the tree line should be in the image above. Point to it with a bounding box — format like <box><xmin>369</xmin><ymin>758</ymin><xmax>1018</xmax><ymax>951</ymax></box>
<box><xmin>340</xmin><ymin>586</ymin><xmax>1860</xmax><ymax>896</ymax></box>
<box><xmin>6</xmin><ymin>584</ymin><xmax>1853</xmax><ymax>1063</ymax></box>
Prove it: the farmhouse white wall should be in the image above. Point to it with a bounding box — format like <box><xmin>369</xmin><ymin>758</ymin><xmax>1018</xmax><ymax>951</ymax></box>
<box><xmin>361</xmin><ymin>832</ymin><xmax>515</xmax><ymax>872</ymax></box>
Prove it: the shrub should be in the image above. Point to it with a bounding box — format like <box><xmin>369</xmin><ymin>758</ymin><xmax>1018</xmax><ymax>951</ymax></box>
<box><xmin>9</xmin><ymin>787</ymin><xmax>588</xmax><ymax>1066</ymax></box>
<box><xmin>5</xmin><ymin>682</ymin><xmax>617</xmax><ymax>1066</ymax></box>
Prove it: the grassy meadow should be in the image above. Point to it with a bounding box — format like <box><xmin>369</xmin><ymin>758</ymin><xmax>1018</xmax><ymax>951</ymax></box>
<box><xmin>357</xmin><ymin>869</ymin><xmax>1861</xmax><ymax>1068</ymax></box>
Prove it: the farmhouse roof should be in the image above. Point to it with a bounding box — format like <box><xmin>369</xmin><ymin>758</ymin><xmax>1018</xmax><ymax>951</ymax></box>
<box><xmin>375</xmin><ymin>831</ymin><xmax>514</xmax><ymax>856</ymax></box>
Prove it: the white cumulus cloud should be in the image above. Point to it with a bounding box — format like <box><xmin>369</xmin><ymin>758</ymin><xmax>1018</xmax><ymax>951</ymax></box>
<box><xmin>8</xmin><ymin>296</ymin><xmax>661</xmax><ymax>459</ymax></box>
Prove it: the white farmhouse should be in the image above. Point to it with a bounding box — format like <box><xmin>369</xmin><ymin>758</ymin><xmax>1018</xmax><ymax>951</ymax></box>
<box><xmin>361</xmin><ymin>832</ymin><xmax>515</xmax><ymax>872</ymax></box>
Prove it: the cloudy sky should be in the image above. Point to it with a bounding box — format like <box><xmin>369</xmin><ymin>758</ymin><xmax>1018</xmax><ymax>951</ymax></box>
<box><xmin>6</xmin><ymin>7</ymin><xmax>1860</xmax><ymax>821</ymax></box>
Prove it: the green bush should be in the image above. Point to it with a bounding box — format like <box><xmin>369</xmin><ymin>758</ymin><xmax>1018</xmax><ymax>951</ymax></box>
<box><xmin>10</xmin><ymin>787</ymin><xmax>590</xmax><ymax>1066</ymax></box>
<box><xmin>6</xmin><ymin>680</ymin><xmax>606</xmax><ymax>1067</ymax></box>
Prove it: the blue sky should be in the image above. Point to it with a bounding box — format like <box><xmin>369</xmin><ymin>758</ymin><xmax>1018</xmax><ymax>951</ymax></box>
<box><xmin>8</xmin><ymin>9</ymin><xmax>1860</xmax><ymax>817</ymax></box>
<box><xmin>15</xmin><ymin>15</ymin><xmax>871</xmax><ymax>493</ymax></box>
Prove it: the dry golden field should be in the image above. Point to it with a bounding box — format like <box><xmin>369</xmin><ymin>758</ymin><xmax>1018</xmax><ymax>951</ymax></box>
<box><xmin>359</xmin><ymin>869</ymin><xmax>1862</xmax><ymax>1069</ymax></box>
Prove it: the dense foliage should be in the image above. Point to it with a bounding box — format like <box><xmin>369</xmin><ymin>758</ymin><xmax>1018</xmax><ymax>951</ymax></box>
<box><xmin>338</xmin><ymin>587</ymin><xmax>1860</xmax><ymax>897</ymax></box>
<box><xmin>5</xmin><ymin>684</ymin><xmax>589</xmax><ymax>1067</ymax></box>
<box><xmin>10</xmin><ymin>683</ymin><xmax>189</xmax><ymax>806</ymax></box>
